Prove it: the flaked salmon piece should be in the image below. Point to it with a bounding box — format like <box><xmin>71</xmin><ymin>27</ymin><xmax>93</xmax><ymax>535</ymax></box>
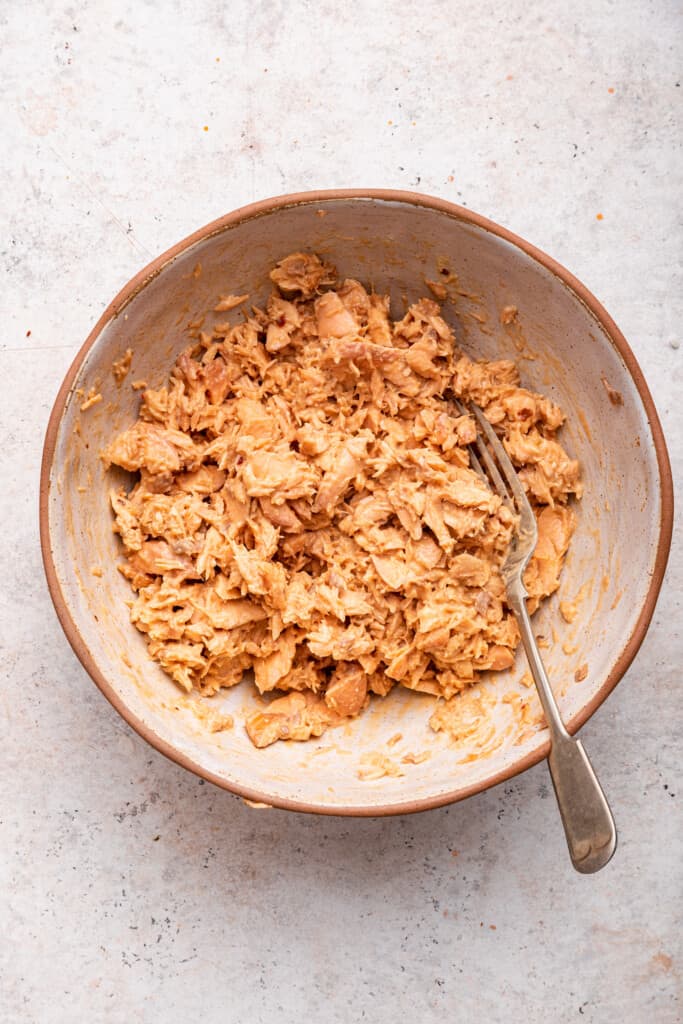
<box><xmin>242</xmin><ymin>445</ymin><xmax>319</xmax><ymax>502</ymax></box>
<box><xmin>295</xmin><ymin>420</ymin><xmax>331</xmax><ymax>457</ymax></box>
<box><xmin>202</xmin><ymin>620</ymin><xmax>274</xmax><ymax>661</ymax></box>
<box><xmin>103</xmin><ymin>421</ymin><xmax>203</xmax><ymax>474</ymax></box>
<box><xmin>110</xmin><ymin>490</ymin><xmax>144</xmax><ymax>551</ymax></box>
<box><xmin>201</xmin><ymin>653</ymin><xmax>251</xmax><ymax>692</ymax></box>
<box><xmin>399</xmin><ymin>671</ymin><xmax>442</xmax><ymax>696</ymax></box>
<box><xmin>190</xmin><ymin>589</ymin><xmax>268</xmax><ymax>631</ymax></box>
<box><xmin>149</xmin><ymin>640</ymin><xmax>207</xmax><ymax>691</ymax></box>
<box><xmin>233</xmin><ymin>396</ymin><xmax>278</xmax><ymax>444</ymax></box>
<box><xmin>451</xmin><ymin>553</ymin><xmax>492</xmax><ymax>587</ymax></box>
<box><xmin>265</xmin><ymin>296</ymin><xmax>301</xmax><ymax>352</ymax></box>
<box><xmin>259</xmin><ymin>497</ymin><xmax>303</xmax><ymax>532</ymax></box>
<box><xmin>313</xmin><ymin>435</ymin><xmax>371</xmax><ymax>512</ymax></box>
<box><xmin>409</xmin><ymin>534</ymin><xmax>443</xmax><ymax>570</ymax></box>
<box><xmin>441</xmin><ymin>503</ymin><xmax>491</xmax><ymax>539</ymax></box>
<box><xmin>222</xmin><ymin>322</ymin><xmax>270</xmax><ymax>376</ymax></box>
<box><xmin>452</xmin><ymin>355</ymin><xmax>520</xmax><ymax>398</ymax></box>
<box><xmin>267</xmin><ymin>294</ymin><xmax>301</xmax><ymax>327</ymax></box>
<box><xmin>245</xmin><ymin>691</ymin><xmax>335</xmax><ymax>747</ymax></box>
<box><xmin>520</xmin><ymin>449</ymin><xmax>582</xmax><ymax>503</ymax></box>
<box><xmin>405</xmin><ymin>332</ymin><xmax>442</xmax><ymax>378</ymax></box>
<box><xmin>215</xmin><ymin>482</ymin><xmax>250</xmax><ymax>529</ymax></box>
<box><xmin>368</xmin><ymin>671</ymin><xmax>394</xmax><ymax>697</ymax></box>
<box><xmin>429</xmin><ymin>688</ymin><xmax>497</xmax><ymax>743</ymax></box>
<box><xmin>367</xmin><ymin>293</ymin><xmax>392</xmax><ymax>346</ymax></box>
<box><xmin>371</xmin><ymin>553</ymin><xmax>414</xmax><ymax>591</ymax></box>
<box><xmin>524</xmin><ymin>505</ymin><xmax>576</xmax><ymax>605</ymax></box>
<box><xmin>231</xmin><ymin>543</ymin><xmax>287</xmax><ymax>606</ymax></box>
<box><xmin>437</xmin><ymin>467</ymin><xmax>500</xmax><ymax>510</ymax></box>
<box><xmin>270</xmin><ymin>252</ymin><xmax>336</xmax><ymax>299</ymax></box>
<box><xmin>439</xmin><ymin>413</ymin><xmax>477</xmax><ymax>450</ymax></box>
<box><xmin>175</xmin><ymin>465</ymin><xmax>226</xmax><ymax>495</ymax></box>
<box><xmin>315</xmin><ymin>290</ymin><xmax>359</xmax><ymax>339</ymax></box>
<box><xmin>253</xmin><ymin>628</ymin><xmax>299</xmax><ymax>693</ymax></box>
<box><xmin>214</xmin><ymin>293</ymin><xmax>248</xmax><ymax>312</ymax></box>
<box><xmin>342</xmin><ymin>491</ymin><xmax>393</xmax><ymax>532</ymax></box>
<box><xmin>323</xmin><ymin>337</ymin><xmax>422</xmax><ymax>394</ymax></box>
<box><xmin>306</xmin><ymin>619</ymin><xmax>374</xmax><ymax>660</ymax></box>
<box><xmin>383</xmin><ymin>478</ymin><xmax>425</xmax><ymax>540</ymax></box>
<box><xmin>118</xmin><ymin>561</ymin><xmax>153</xmax><ymax>591</ymax></box>
<box><xmin>413</xmin><ymin>585</ymin><xmax>479</xmax><ymax>637</ymax></box>
<box><xmin>314</xmin><ymin>579</ymin><xmax>374</xmax><ymax>621</ymax></box>
<box><xmin>393</xmin><ymin>297</ymin><xmax>445</xmax><ymax>336</ymax></box>
<box><xmin>325</xmin><ymin>662</ymin><xmax>368</xmax><ymax>717</ymax></box>
<box><xmin>423</xmin><ymin>494</ymin><xmax>454</xmax><ymax>552</ymax></box>
<box><xmin>248</xmin><ymin>513</ymin><xmax>280</xmax><ymax>559</ymax></box>
<box><xmin>128</xmin><ymin>540</ymin><xmax>198</xmax><ymax>577</ymax></box>
<box><xmin>281</xmin><ymin>571</ymin><xmax>316</xmax><ymax>627</ymax></box>
<box><xmin>476</xmin><ymin>644</ymin><xmax>515</xmax><ymax>671</ymax></box>
<box><xmin>353</xmin><ymin>525</ymin><xmax>405</xmax><ymax>556</ymax></box>
<box><xmin>137</xmin><ymin>469</ymin><xmax>176</xmax><ymax>495</ymax></box>
<box><xmin>385</xmin><ymin>644</ymin><xmax>431</xmax><ymax>684</ymax></box>
<box><xmin>414</xmin><ymin>408</ymin><xmax>476</xmax><ymax>451</ymax></box>
<box><xmin>193</xmin><ymin>527</ymin><xmax>228</xmax><ymax>580</ymax></box>
<box><xmin>204</xmin><ymin>358</ymin><xmax>232</xmax><ymax>405</ymax></box>
<box><xmin>338</xmin><ymin>279</ymin><xmax>371</xmax><ymax>319</ymax></box>
<box><xmin>500</xmin><ymin>389</ymin><xmax>564</xmax><ymax>432</ymax></box>
<box><xmin>138</xmin><ymin>386</ymin><xmax>169</xmax><ymax>423</ymax></box>
<box><xmin>505</xmin><ymin>426</ymin><xmax>570</xmax><ymax>469</ymax></box>
<box><xmin>136</xmin><ymin>492</ymin><xmax>203</xmax><ymax>544</ymax></box>
<box><xmin>272</xmin><ymin>656</ymin><xmax>326</xmax><ymax>694</ymax></box>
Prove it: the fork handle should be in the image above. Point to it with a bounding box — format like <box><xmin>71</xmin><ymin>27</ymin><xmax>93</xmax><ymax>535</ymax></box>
<box><xmin>509</xmin><ymin>588</ymin><xmax>617</xmax><ymax>873</ymax></box>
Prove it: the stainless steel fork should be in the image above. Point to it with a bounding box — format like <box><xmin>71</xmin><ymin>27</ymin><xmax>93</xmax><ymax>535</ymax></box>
<box><xmin>456</xmin><ymin>399</ymin><xmax>617</xmax><ymax>873</ymax></box>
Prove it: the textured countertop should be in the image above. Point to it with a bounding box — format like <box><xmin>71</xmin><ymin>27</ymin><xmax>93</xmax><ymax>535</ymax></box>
<box><xmin>2</xmin><ymin>2</ymin><xmax>681</xmax><ymax>1021</ymax></box>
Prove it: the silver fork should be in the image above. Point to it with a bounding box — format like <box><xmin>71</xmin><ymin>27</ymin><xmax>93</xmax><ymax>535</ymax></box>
<box><xmin>456</xmin><ymin>399</ymin><xmax>617</xmax><ymax>873</ymax></box>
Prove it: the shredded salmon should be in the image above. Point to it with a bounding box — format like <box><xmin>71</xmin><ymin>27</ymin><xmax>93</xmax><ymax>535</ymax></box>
<box><xmin>102</xmin><ymin>252</ymin><xmax>581</xmax><ymax>747</ymax></box>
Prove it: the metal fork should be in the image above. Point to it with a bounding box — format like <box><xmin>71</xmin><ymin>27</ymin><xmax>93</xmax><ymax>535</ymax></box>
<box><xmin>456</xmin><ymin>399</ymin><xmax>617</xmax><ymax>873</ymax></box>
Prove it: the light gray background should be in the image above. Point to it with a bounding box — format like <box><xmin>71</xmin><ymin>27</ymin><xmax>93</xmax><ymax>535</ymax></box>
<box><xmin>2</xmin><ymin>2</ymin><xmax>681</xmax><ymax>1021</ymax></box>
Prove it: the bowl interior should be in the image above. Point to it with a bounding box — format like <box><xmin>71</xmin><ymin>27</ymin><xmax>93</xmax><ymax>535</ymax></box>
<box><xmin>44</xmin><ymin>196</ymin><xmax>666</xmax><ymax>812</ymax></box>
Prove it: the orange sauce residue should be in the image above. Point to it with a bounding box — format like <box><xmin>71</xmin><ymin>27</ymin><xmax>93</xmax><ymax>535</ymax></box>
<box><xmin>577</xmin><ymin>408</ymin><xmax>592</xmax><ymax>441</ymax></box>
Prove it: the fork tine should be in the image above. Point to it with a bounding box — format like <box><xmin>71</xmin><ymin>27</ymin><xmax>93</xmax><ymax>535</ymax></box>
<box><xmin>471</xmin><ymin>432</ymin><xmax>512</xmax><ymax>504</ymax></box>
<box><xmin>467</xmin><ymin>444</ymin><xmax>487</xmax><ymax>483</ymax></box>
<box><xmin>453</xmin><ymin>396</ymin><xmax>512</xmax><ymax>503</ymax></box>
<box><xmin>469</xmin><ymin>403</ymin><xmax>535</xmax><ymax>521</ymax></box>
<box><xmin>467</xmin><ymin>443</ymin><xmax>508</xmax><ymax>501</ymax></box>
<box><xmin>454</xmin><ymin>400</ymin><xmax>486</xmax><ymax>482</ymax></box>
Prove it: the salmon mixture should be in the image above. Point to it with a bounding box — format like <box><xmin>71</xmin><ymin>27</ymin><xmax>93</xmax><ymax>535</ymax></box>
<box><xmin>102</xmin><ymin>253</ymin><xmax>581</xmax><ymax>748</ymax></box>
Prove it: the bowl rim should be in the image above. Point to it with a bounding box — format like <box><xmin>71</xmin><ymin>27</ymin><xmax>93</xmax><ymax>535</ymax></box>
<box><xmin>39</xmin><ymin>188</ymin><xmax>674</xmax><ymax>816</ymax></box>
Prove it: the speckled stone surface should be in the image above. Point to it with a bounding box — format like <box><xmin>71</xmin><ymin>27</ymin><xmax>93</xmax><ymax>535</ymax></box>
<box><xmin>2</xmin><ymin>2</ymin><xmax>681</xmax><ymax>1021</ymax></box>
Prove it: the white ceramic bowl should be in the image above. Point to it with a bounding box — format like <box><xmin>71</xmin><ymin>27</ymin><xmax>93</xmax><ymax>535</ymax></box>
<box><xmin>40</xmin><ymin>190</ymin><xmax>673</xmax><ymax>814</ymax></box>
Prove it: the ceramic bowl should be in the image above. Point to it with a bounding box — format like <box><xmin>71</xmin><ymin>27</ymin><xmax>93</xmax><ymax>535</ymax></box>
<box><xmin>40</xmin><ymin>190</ymin><xmax>673</xmax><ymax>814</ymax></box>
